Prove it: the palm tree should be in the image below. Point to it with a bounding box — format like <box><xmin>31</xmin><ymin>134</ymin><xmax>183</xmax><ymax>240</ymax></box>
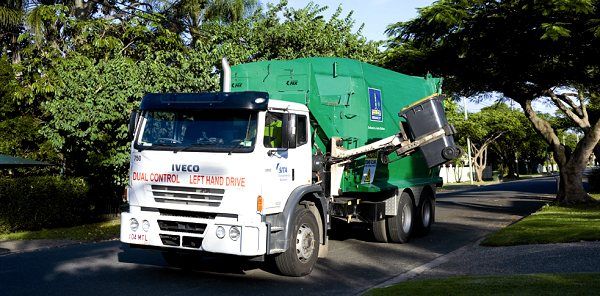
<box><xmin>0</xmin><ymin>0</ymin><xmax>27</xmax><ymax>63</ymax></box>
<box><xmin>162</xmin><ymin>0</ymin><xmax>258</xmax><ymax>45</ymax></box>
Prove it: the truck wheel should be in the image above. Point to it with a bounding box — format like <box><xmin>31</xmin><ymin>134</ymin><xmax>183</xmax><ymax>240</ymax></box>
<box><xmin>372</xmin><ymin>219</ymin><xmax>388</xmax><ymax>243</ymax></box>
<box><xmin>274</xmin><ymin>206</ymin><xmax>320</xmax><ymax>276</ymax></box>
<box><xmin>386</xmin><ymin>191</ymin><xmax>414</xmax><ymax>243</ymax></box>
<box><xmin>415</xmin><ymin>193</ymin><xmax>434</xmax><ymax>236</ymax></box>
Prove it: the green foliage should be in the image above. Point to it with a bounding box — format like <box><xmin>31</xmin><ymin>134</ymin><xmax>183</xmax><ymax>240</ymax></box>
<box><xmin>40</xmin><ymin>51</ymin><xmax>219</xmax><ymax>181</ymax></box>
<box><xmin>0</xmin><ymin>6</ymin><xmax>22</xmax><ymax>27</ymax></box>
<box><xmin>385</xmin><ymin>0</ymin><xmax>600</xmax><ymax>98</ymax></box>
<box><xmin>0</xmin><ymin>56</ymin><xmax>18</xmax><ymax>118</ymax></box>
<box><xmin>447</xmin><ymin>102</ymin><xmax>547</xmax><ymax>175</ymax></box>
<box><xmin>0</xmin><ymin>176</ymin><xmax>91</xmax><ymax>233</ymax></box>
<box><xmin>0</xmin><ymin>55</ymin><xmax>57</xmax><ymax>164</ymax></box>
<box><xmin>197</xmin><ymin>1</ymin><xmax>380</xmax><ymax>62</ymax></box>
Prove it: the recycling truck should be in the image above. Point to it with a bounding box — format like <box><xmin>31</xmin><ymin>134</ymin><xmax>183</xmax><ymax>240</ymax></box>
<box><xmin>121</xmin><ymin>57</ymin><xmax>460</xmax><ymax>276</ymax></box>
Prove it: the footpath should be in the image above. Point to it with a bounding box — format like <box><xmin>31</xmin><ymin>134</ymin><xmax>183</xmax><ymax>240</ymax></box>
<box><xmin>419</xmin><ymin>240</ymin><xmax>600</xmax><ymax>279</ymax></box>
<box><xmin>372</xmin><ymin>239</ymin><xmax>600</xmax><ymax>289</ymax></box>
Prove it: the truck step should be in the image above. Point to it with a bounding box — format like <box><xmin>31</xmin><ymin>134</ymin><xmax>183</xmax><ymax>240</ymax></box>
<box><xmin>270</xmin><ymin>226</ymin><xmax>284</xmax><ymax>232</ymax></box>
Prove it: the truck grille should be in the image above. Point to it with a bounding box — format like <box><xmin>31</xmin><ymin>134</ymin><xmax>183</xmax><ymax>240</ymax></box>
<box><xmin>157</xmin><ymin>220</ymin><xmax>207</xmax><ymax>234</ymax></box>
<box><xmin>151</xmin><ymin>185</ymin><xmax>224</xmax><ymax>207</ymax></box>
<box><xmin>158</xmin><ymin>208</ymin><xmax>217</xmax><ymax>220</ymax></box>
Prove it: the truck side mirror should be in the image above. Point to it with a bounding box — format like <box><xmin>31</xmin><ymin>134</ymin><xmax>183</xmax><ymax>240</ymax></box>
<box><xmin>128</xmin><ymin>110</ymin><xmax>139</xmax><ymax>141</ymax></box>
<box><xmin>282</xmin><ymin>113</ymin><xmax>297</xmax><ymax>149</ymax></box>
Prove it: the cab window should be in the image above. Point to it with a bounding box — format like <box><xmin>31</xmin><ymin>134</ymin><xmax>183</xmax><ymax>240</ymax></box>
<box><xmin>296</xmin><ymin>115</ymin><xmax>307</xmax><ymax>146</ymax></box>
<box><xmin>264</xmin><ymin>112</ymin><xmax>283</xmax><ymax>148</ymax></box>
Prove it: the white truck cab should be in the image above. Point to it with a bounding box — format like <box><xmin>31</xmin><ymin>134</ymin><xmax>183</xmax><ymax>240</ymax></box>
<box><xmin>121</xmin><ymin>92</ymin><xmax>324</xmax><ymax>275</ymax></box>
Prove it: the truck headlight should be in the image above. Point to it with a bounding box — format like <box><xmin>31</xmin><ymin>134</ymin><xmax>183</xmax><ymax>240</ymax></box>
<box><xmin>130</xmin><ymin>218</ymin><xmax>139</xmax><ymax>232</ymax></box>
<box><xmin>229</xmin><ymin>226</ymin><xmax>240</xmax><ymax>241</ymax></box>
<box><xmin>142</xmin><ymin>220</ymin><xmax>150</xmax><ymax>232</ymax></box>
<box><xmin>216</xmin><ymin>226</ymin><xmax>225</xmax><ymax>239</ymax></box>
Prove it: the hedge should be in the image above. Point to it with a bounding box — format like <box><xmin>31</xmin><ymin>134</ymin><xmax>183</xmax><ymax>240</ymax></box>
<box><xmin>0</xmin><ymin>176</ymin><xmax>92</xmax><ymax>233</ymax></box>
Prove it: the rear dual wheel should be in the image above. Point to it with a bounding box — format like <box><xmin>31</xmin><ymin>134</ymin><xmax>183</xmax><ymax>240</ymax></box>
<box><xmin>386</xmin><ymin>191</ymin><xmax>414</xmax><ymax>243</ymax></box>
<box><xmin>415</xmin><ymin>193</ymin><xmax>434</xmax><ymax>236</ymax></box>
<box><xmin>371</xmin><ymin>191</ymin><xmax>415</xmax><ymax>243</ymax></box>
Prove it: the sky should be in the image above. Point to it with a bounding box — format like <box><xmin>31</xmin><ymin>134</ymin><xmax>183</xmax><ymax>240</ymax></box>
<box><xmin>263</xmin><ymin>0</ymin><xmax>436</xmax><ymax>42</ymax></box>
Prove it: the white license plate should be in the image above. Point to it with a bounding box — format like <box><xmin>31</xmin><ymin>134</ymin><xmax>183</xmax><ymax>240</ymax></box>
<box><xmin>128</xmin><ymin>232</ymin><xmax>149</xmax><ymax>244</ymax></box>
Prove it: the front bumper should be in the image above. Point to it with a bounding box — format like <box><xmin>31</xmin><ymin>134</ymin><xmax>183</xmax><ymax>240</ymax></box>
<box><xmin>120</xmin><ymin>210</ymin><xmax>267</xmax><ymax>256</ymax></box>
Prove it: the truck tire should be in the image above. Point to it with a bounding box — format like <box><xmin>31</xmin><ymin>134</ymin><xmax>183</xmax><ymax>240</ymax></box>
<box><xmin>372</xmin><ymin>219</ymin><xmax>388</xmax><ymax>243</ymax></box>
<box><xmin>386</xmin><ymin>191</ymin><xmax>413</xmax><ymax>243</ymax></box>
<box><xmin>414</xmin><ymin>193</ymin><xmax>434</xmax><ymax>236</ymax></box>
<box><xmin>274</xmin><ymin>206</ymin><xmax>320</xmax><ymax>276</ymax></box>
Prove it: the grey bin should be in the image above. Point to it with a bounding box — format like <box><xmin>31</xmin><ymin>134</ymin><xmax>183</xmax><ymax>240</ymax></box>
<box><xmin>399</xmin><ymin>96</ymin><xmax>461</xmax><ymax>168</ymax></box>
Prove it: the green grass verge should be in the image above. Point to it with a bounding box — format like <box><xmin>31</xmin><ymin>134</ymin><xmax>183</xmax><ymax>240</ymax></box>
<box><xmin>0</xmin><ymin>219</ymin><xmax>120</xmax><ymax>242</ymax></box>
<box><xmin>482</xmin><ymin>201</ymin><xmax>600</xmax><ymax>246</ymax></box>
<box><xmin>366</xmin><ymin>273</ymin><xmax>600</xmax><ymax>296</ymax></box>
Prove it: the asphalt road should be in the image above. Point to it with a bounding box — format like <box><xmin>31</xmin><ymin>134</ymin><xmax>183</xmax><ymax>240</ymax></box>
<box><xmin>0</xmin><ymin>177</ymin><xmax>556</xmax><ymax>296</ymax></box>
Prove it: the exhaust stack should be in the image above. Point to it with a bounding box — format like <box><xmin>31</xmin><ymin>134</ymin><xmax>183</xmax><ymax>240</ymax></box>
<box><xmin>222</xmin><ymin>57</ymin><xmax>231</xmax><ymax>92</ymax></box>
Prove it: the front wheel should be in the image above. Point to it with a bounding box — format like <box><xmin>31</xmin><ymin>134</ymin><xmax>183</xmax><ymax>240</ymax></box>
<box><xmin>274</xmin><ymin>206</ymin><xmax>320</xmax><ymax>276</ymax></box>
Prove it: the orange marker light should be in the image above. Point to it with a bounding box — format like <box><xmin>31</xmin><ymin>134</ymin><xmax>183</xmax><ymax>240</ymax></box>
<box><xmin>257</xmin><ymin>195</ymin><xmax>264</xmax><ymax>213</ymax></box>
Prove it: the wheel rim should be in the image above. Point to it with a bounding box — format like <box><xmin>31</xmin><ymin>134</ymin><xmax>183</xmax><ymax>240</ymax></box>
<box><xmin>422</xmin><ymin>200</ymin><xmax>431</xmax><ymax>227</ymax></box>
<box><xmin>401</xmin><ymin>203</ymin><xmax>412</xmax><ymax>234</ymax></box>
<box><xmin>296</xmin><ymin>223</ymin><xmax>315</xmax><ymax>263</ymax></box>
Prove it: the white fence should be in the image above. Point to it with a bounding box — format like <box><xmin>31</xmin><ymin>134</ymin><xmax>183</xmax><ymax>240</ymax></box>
<box><xmin>439</xmin><ymin>165</ymin><xmax>473</xmax><ymax>184</ymax></box>
<box><xmin>439</xmin><ymin>163</ymin><xmax>561</xmax><ymax>184</ymax></box>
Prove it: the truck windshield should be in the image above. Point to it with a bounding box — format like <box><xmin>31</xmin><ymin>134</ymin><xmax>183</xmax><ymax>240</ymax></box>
<box><xmin>136</xmin><ymin>110</ymin><xmax>258</xmax><ymax>153</ymax></box>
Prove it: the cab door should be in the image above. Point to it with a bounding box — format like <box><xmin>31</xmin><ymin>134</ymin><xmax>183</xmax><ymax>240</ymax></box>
<box><xmin>261</xmin><ymin>110</ymin><xmax>311</xmax><ymax>213</ymax></box>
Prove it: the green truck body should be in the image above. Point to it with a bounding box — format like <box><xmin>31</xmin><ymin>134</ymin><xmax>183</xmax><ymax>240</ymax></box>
<box><xmin>231</xmin><ymin>57</ymin><xmax>443</xmax><ymax>195</ymax></box>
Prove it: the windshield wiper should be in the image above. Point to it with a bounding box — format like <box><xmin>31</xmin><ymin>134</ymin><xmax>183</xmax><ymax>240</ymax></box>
<box><xmin>137</xmin><ymin>143</ymin><xmax>178</xmax><ymax>151</ymax></box>
<box><xmin>227</xmin><ymin>144</ymin><xmax>244</xmax><ymax>155</ymax></box>
<box><xmin>173</xmin><ymin>143</ymin><xmax>210</xmax><ymax>153</ymax></box>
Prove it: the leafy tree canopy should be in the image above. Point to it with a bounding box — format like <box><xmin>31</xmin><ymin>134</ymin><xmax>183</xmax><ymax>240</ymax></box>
<box><xmin>386</xmin><ymin>0</ymin><xmax>600</xmax><ymax>203</ymax></box>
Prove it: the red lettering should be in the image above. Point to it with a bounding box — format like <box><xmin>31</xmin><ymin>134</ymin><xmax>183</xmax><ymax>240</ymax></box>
<box><xmin>225</xmin><ymin>177</ymin><xmax>246</xmax><ymax>187</ymax></box>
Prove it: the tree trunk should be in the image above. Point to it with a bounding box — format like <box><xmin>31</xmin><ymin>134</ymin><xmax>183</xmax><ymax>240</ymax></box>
<box><xmin>518</xmin><ymin>98</ymin><xmax>598</xmax><ymax>204</ymax></box>
<box><xmin>474</xmin><ymin>165</ymin><xmax>484</xmax><ymax>182</ymax></box>
<box><xmin>557</xmin><ymin>163</ymin><xmax>589</xmax><ymax>204</ymax></box>
<box><xmin>521</xmin><ymin>100</ymin><xmax>600</xmax><ymax>204</ymax></box>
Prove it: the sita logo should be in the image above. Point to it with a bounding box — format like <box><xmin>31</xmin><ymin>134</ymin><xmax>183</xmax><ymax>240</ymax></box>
<box><xmin>276</xmin><ymin>163</ymin><xmax>288</xmax><ymax>174</ymax></box>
